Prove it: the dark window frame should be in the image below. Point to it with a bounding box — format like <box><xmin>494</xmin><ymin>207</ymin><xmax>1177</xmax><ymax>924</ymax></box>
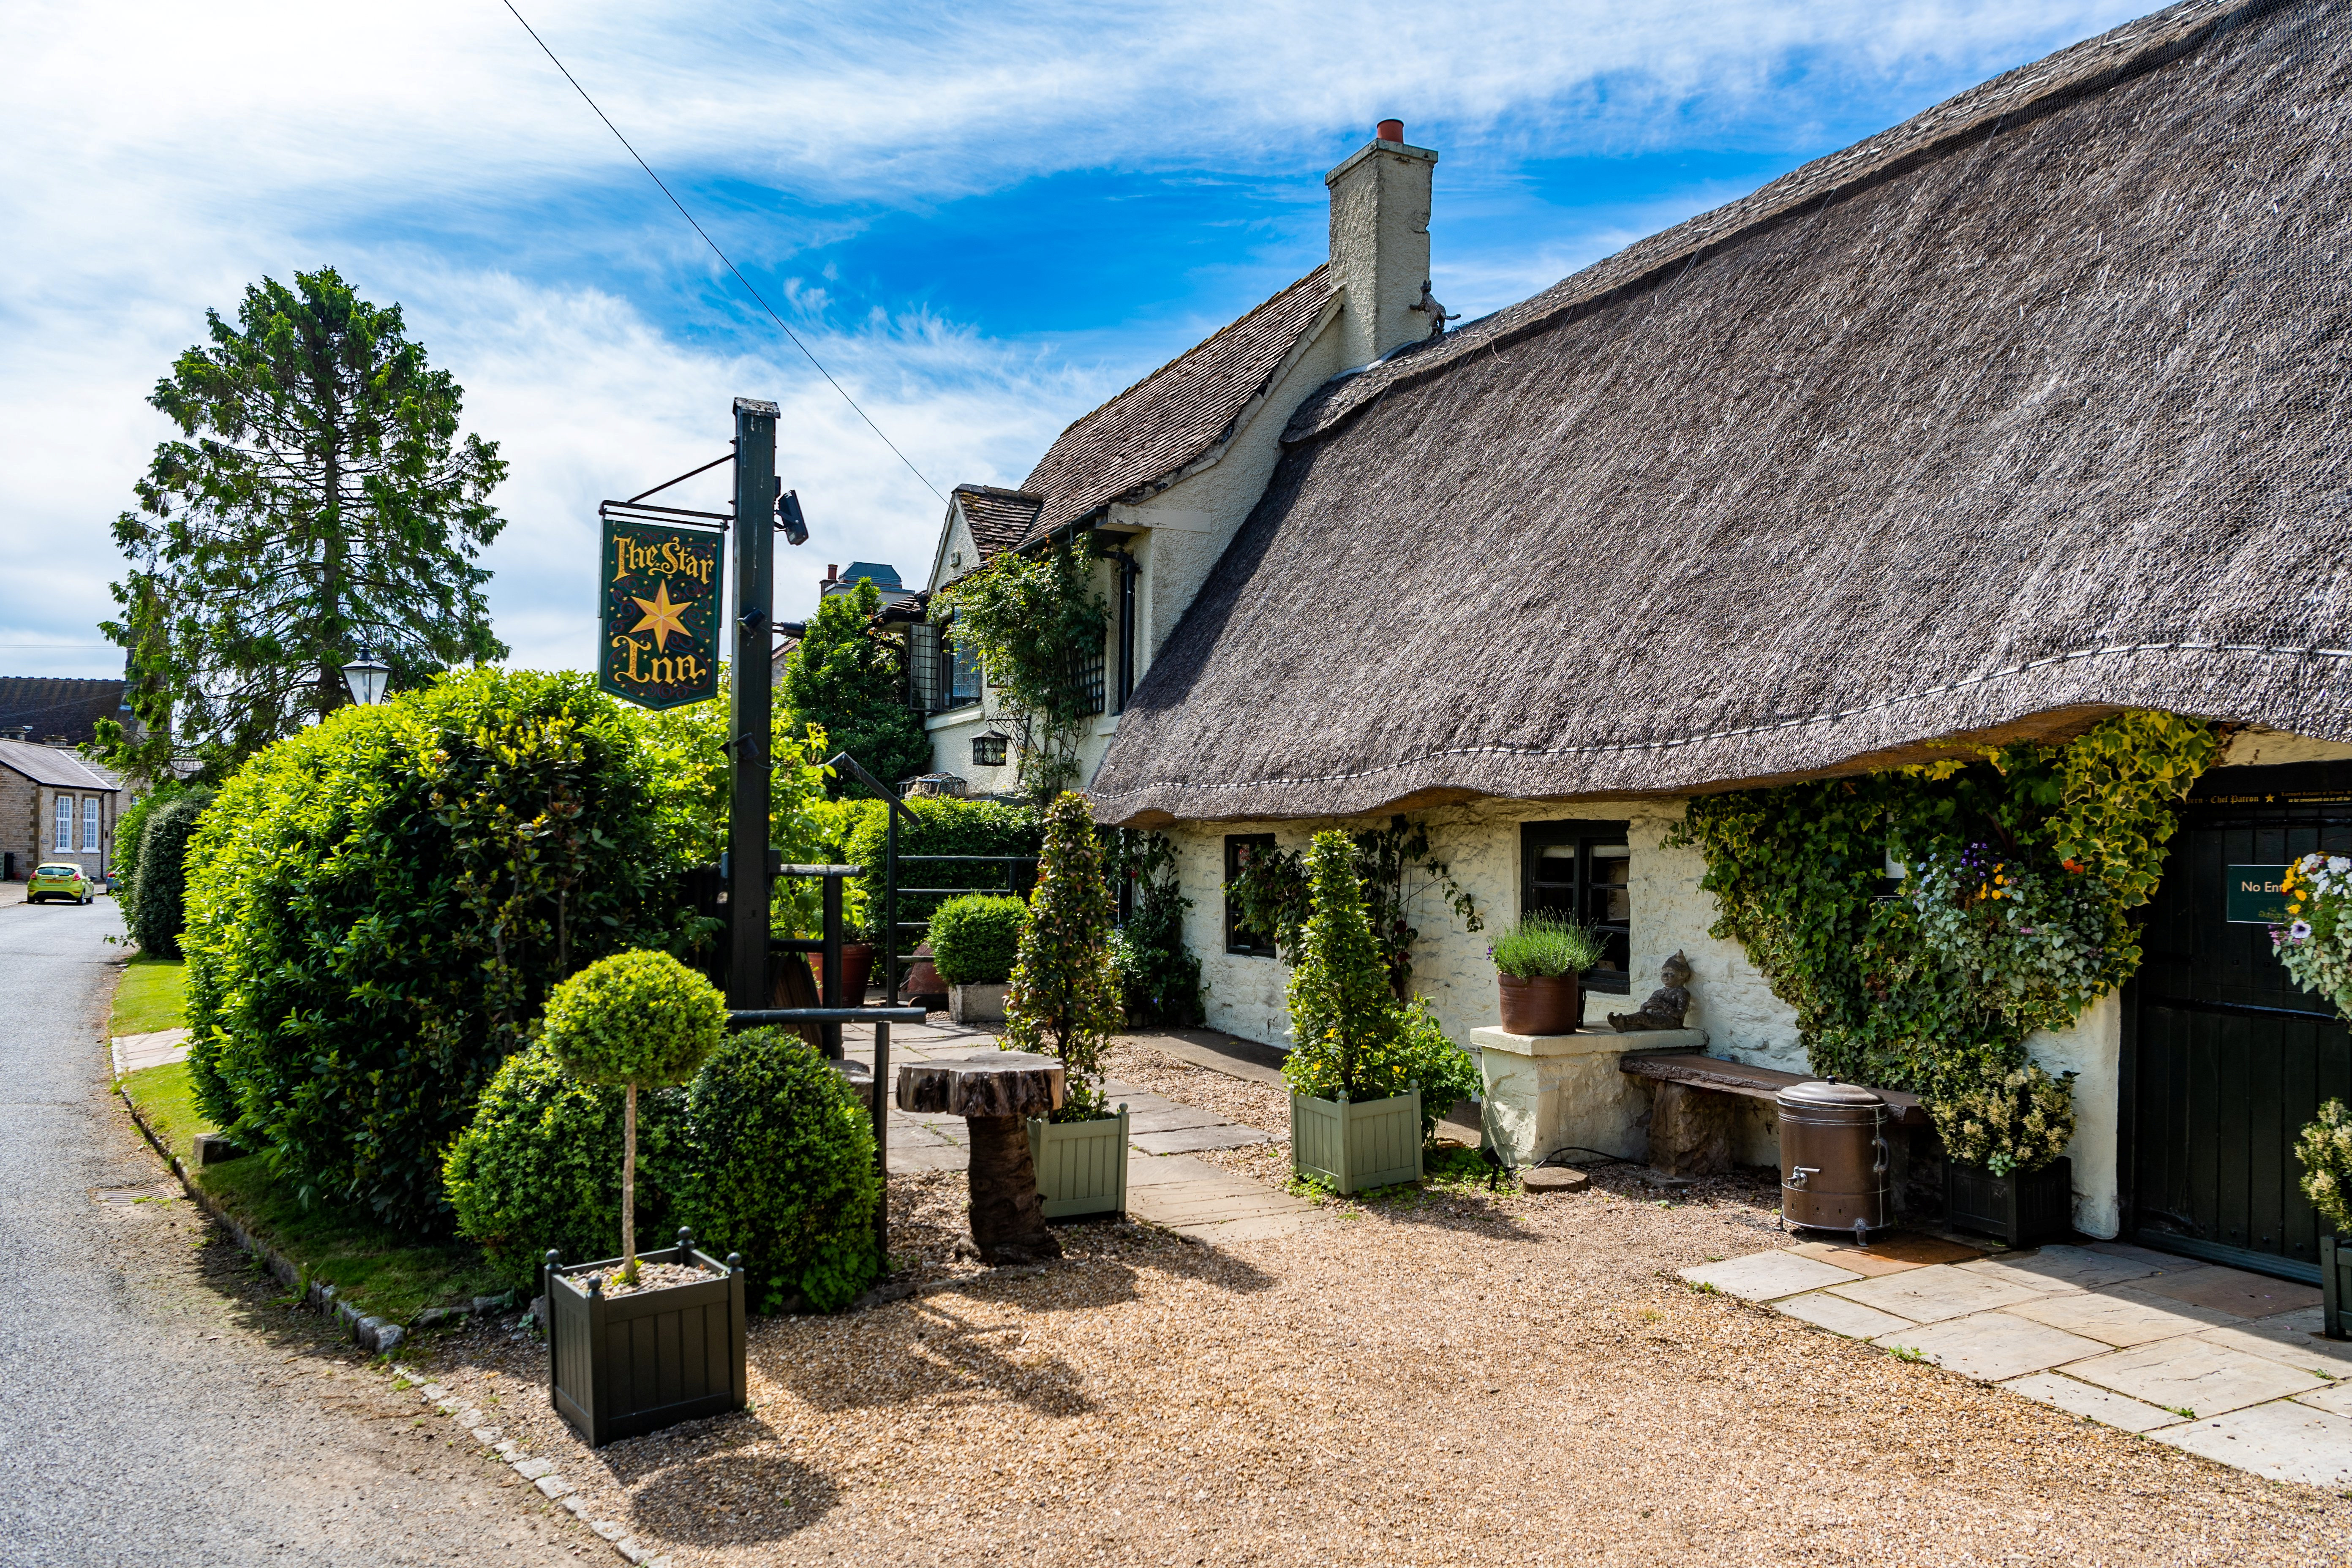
<box><xmin>1223</xmin><ymin>833</ymin><xmax>1279</xmax><ymax>957</ymax></box>
<box><xmin>1521</xmin><ymin>819</ymin><xmax>1632</xmax><ymax>994</ymax></box>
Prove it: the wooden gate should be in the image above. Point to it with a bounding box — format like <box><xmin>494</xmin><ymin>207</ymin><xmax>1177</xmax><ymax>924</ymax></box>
<box><xmin>2127</xmin><ymin>760</ymin><xmax>2352</xmax><ymax>1283</ymax></box>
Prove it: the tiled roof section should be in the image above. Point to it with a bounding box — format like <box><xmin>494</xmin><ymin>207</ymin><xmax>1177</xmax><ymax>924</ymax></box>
<box><xmin>952</xmin><ymin>486</ymin><xmax>1044</xmax><ymax>561</ymax></box>
<box><xmin>1017</xmin><ymin>266</ymin><xmax>1336</xmax><ymax>540</ymax></box>
<box><xmin>0</xmin><ymin>738</ymin><xmax>120</xmax><ymax>791</ymax></box>
<box><xmin>0</xmin><ymin>676</ymin><xmax>126</xmax><ymax>746</ymax></box>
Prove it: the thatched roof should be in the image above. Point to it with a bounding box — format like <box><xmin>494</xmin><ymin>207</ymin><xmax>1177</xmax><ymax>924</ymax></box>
<box><xmin>1093</xmin><ymin>0</ymin><xmax>2352</xmax><ymax>825</ymax></box>
<box><xmin>1014</xmin><ymin>267</ymin><xmax>1335</xmax><ymax>541</ymax></box>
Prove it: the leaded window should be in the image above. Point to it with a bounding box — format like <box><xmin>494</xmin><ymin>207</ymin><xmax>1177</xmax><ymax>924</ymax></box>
<box><xmin>1521</xmin><ymin>820</ymin><xmax>1631</xmax><ymax>993</ymax></box>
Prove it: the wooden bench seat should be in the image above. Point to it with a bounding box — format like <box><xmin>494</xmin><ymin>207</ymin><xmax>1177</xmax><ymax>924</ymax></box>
<box><xmin>1618</xmin><ymin>1051</ymin><xmax>1928</xmax><ymax>1127</ymax></box>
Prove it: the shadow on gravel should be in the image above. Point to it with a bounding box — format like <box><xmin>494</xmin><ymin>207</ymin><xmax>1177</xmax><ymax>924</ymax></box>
<box><xmin>607</xmin><ymin>1442</ymin><xmax>841</xmax><ymax>1545</ymax></box>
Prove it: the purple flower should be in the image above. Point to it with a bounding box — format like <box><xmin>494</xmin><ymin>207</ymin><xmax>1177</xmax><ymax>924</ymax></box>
<box><xmin>2291</xmin><ymin>920</ymin><xmax>2314</xmax><ymax>942</ymax></box>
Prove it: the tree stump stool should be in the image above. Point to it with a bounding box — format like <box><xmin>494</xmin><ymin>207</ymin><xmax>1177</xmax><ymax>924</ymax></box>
<box><xmin>897</xmin><ymin>1051</ymin><xmax>1066</xmax><ymax>1264</ymax></box>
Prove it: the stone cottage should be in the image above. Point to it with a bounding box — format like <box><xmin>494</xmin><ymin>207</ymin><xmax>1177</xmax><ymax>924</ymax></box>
<box><xmin>0</xmin><ymin>738</ymin><xmax>122</xmax><ymax>883</ymax></box>
<box><xmin>905</xmin><ymin>0</ymin><xmax>2352</xmax><ymax>1278</ymax></box>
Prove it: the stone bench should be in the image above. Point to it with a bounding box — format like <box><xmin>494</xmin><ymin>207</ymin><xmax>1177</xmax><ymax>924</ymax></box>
<box><xmin>1617</xmin><ymin>1051</ymin><xmax>1925</xmax><ymax>1178</ymax></box>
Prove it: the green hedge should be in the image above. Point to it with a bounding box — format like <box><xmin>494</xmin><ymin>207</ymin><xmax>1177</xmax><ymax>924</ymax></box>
<box><xmin>928</xmin><ymin>894</ymin><xmax>1026</xmax><ymax>984</ymax></box>
<box><xmin>835</xmin><ymin>796</ymin><xmax>1041</xmax><ymax>939</ymax></box>
<box><xmin>127</xmin><ymin>792</ymin><xmax>210</xmax><ymax>958</ymax></box>
<box><xmin>183</xmin><ymin>670</ymin><xmax>681</xmax><ymax>1233</ymax></box>
<box><xmin>441</xmin><ymin>1041</ymin><xmax>686</xmax><ymax>1293</ymax></box>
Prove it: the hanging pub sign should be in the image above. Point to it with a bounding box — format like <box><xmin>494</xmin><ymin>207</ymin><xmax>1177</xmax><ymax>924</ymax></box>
<box><xmin>599</xmin><ymin>517</ymin><xmax>722</xmax><ymax>709</ymax></box>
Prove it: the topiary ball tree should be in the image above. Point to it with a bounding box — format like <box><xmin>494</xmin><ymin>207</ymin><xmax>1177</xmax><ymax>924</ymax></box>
<box><xmin>541</xmin><ymin>950</ymin><xmax>725</xmax><ymax>1280</ymax></box>
<box><xmin>928</xmin><ymin>893</ymin><xmax>1026</xmax><ymax>985</ymax></box>
<box><xmin>1002</xmin><ymin>791</ymin><xmax>1122</xmax><ymax>1120</ymax></box>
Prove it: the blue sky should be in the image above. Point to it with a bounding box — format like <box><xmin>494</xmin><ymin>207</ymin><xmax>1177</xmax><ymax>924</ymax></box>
<box><xmin>2</xmin><ymin>0</ymin><xmax>2149</xmax><ymax>679</ymax></box>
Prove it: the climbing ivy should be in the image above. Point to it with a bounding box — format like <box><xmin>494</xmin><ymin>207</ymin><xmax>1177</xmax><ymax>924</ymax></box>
<box><xmin>1668</xmin><ymin>711</ymin><xmax>2219</xmax><ymax>1111</ymax></box>
<box><xmin>1222</xmin><ymin>814</ymin><xmax>1480</xmax><ymax>997</ymax></box>
<box><xmin>928</xmin><ymin>538</ymin><xmax>1106</xmax><ymax>803</ymax></box>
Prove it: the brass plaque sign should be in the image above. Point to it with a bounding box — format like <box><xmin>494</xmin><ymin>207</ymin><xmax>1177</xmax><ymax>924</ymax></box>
<box><xmin>599</xmin><ymin>519</ymin><xmax>722</xmax><ymax>710</ymax></box>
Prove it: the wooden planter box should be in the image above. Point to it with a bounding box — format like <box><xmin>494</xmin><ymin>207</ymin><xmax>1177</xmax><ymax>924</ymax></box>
<box><xmin>1291</xmin><ymin>1089</ymin><xmax>1422</xmax><ymax>1195</ymax></box>
<box><xmin>1028</xmin><ymin>1105</ymin><xmax>1129</xmax><ymax>1219</ymax></box>
<box><xmin>1944</xmin><ymin>1156</ymin><xmax>2072</xmax><ymax>1247</ymax></box>
<box><xmin>547</xmin><ymin>1238</ymin><xmax>746</xmax><ymax>1448</ymax></box>
<box><xmin>2324</xmin><ymin>1237</ymin><xmax>2352</xmax><ymax>1342</ymax></box>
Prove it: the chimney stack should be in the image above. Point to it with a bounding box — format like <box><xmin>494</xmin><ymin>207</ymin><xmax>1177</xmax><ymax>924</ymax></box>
<box><xmin>1326</xmin><ymin>119</ymin><xmax>1438</xmax><ymax>368</ymax></box>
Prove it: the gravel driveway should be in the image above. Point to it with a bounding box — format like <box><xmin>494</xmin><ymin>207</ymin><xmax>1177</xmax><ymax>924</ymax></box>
<box><xmin>0</xmin><ymin>897</ymin><xmax>577</xmax><ymax>1568</ymax></box>
<box><xmin>412</xmin><ymin>1121</ymin><xmax>2352</xmax><ymax>1565</ymax></box>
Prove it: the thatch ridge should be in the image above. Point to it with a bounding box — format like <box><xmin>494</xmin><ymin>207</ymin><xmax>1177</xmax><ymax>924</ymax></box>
<box><xmin>1092</xmin><ymin>0</ymin><xmax>2352</xmax><ymax>825</ymax></box>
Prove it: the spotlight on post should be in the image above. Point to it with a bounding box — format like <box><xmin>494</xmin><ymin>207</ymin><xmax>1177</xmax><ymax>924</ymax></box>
<box><xmin>778</xmin><ymin>488</ymin><xmax>808</xmax><ymax>547</ymax></box>
<box><xmin>341</xmin><ymin>648</ymin><xmax>392</xmax><ymax>707</ymax></box>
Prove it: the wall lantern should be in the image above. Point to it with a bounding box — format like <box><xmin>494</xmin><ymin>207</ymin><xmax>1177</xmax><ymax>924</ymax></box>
<box><xmin>341</xmin><ymin>649</ymin><xmax>392</xmax><ymax>708</ymax></box>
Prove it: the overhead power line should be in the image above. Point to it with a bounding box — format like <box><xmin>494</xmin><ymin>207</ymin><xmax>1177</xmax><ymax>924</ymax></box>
<box><xmin>498</xmin><ymin>0</ymin><xmax>945</xmax><ymax>504</ymax></box>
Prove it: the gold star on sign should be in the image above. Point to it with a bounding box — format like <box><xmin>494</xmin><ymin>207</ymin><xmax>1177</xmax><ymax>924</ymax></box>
<box><xmin>629</xmin><ymin>580</ymin><xmax>692</xmax><ymax>651</ymax></box>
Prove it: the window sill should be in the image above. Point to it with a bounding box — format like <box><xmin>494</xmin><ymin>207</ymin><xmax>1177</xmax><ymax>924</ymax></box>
<box><xmin>924</xmin><ymin>705</ymin><xmax>990</xmax><ymax>733</ymax></box>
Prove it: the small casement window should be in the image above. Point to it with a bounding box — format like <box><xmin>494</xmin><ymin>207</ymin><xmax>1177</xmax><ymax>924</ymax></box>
<box><xmin>82</xmin><ymin>797</ymin><xmax>100</xmax><ymax>853</ymax></box>
<box><xmin>54</xmin><ymin>796</ymin><xmax>74</xmax><ymax>852</ymax></box>
<box><xmin>972</xmin><ymin>731</ymin><xmax>1009</xmax><ymax>768</ymax></box>
<box><xmin>1521</xmin><ymin>819</ymin><xmax>1632</xmax><ymax>994</ymax></box>
<box><xmin>1223</xmin><ymin>833</ymin><xmax>1279</xmax><ymax>957</ymax></box>
<box><xmin>948</xmin><ymin>632</ymin><xmax>983</xmax><ymax>706</ymax></box>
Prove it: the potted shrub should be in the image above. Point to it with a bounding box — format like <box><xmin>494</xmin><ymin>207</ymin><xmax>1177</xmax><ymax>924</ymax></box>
<box><xmin>1282</xmin><ymin>830</ymin><xmax>1423</xmax><ymax>1194</ymax></box>
<box><xmin>1003</xmin><ymin>792</ymin><xmax>1129</xmax><ymax>1219</ymax></box>
<box><xmin>931</xmin><ymin>893</ymin><xmax>1026</xmax><ymax>1025</ymax></box>
<box><xmin>1489</xmin><ymin>912</ymin><xmax>1603</xmax><ymax>1035</ymax></box>
<box><xmin>2297</xmin><ymin>1100</ymin><xmax>2352</xmax><ymax>1341</ymax></box>
<box><xmin>536</xmin><ymin>950</ymin><xmax>744</xmax><ymax>1447</ymax></box>
<box><xmin>1934</xmin><ymin>1059</ymin><xmax>2077</xmax><ymax>1246</ymax></box>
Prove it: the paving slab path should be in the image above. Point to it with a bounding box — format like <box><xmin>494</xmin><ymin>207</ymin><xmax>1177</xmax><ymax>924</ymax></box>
<box><xmin>0</xmin><ymin>896</ymin><xmax>577</xmax><ymax>1567</ymax></box>
<box><xmin>844</xmin><ymin>1020</ymin><xmax>1324</xmax><ymax>1242</ymax></box>
<box><xmin>1684</xmin><ymin>1234</ymin><xmax>2352</xmax><ymax>1489</ymax></box>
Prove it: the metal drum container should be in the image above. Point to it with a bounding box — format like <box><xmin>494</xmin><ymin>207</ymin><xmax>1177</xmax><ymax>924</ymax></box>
<box><xmin>1777</xmin><ymin>1080</ymin><xmax>1889</xmax><ymax>1240</ymax></box>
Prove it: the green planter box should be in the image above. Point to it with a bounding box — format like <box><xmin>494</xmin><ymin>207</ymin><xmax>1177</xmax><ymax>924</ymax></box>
<box><xmin>1028</xmin><ymin>1106</ymin><xmax>1129</xmax><ymax>1219</ymax></box>
<box><xmin>1290</xmin><ymin>1088</ymin><xmax>1422</xmax><ymax>1195</ymax></box>
<box><xmin>2324</xmin><ymin>1237</ymin><xmax>2352</xmax><ymax>1342</ymax></box>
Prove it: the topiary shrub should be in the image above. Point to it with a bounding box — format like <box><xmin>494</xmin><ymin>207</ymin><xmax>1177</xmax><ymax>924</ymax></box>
<box><xmin>1281</xmin><ymin>830</ymin><xmax>1410</xmax><ymax>1105</ymax></box>
<box><xmin>126</xmin><ymin>790</ymin><xmax>211</xmax><ymax>958</ymax></box>
<box><xmin>1003</xmin><ymin>792</ymin><xmax>1122</xmax><ymax>1121</ymax></box>
<box><xmin>928</xmin><ymin>894</ymin><xmax>1026</xmax><ymax>985</ymax></box>
<box><xmin>442</xmin><ymin>1040</ymin><xmax>686</xmax><ymax>1293</ymax></box>
<box><xmin>182</xmin><ymin>669</ymin><xmax>679</xmax><ymax>1232</ymax></box>
<box><xmin>1933</xmin><ymin>1059</ymin><xmax>2078</xmax><ymax>1175</ymax></box>
<box><xmin>675</xmin><ymin>1027</ymin><xmax>882</xmax><ymax>1312</ymax></box>
<box><xmin>540</xmin><ymin>950</ymin><xmax>724</xmax><ymax>1279</ymax></box>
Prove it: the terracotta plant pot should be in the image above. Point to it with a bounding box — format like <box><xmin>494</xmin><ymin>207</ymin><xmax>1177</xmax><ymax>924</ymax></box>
<box><xmin>831</xmin><ymin>942</ymin><xmax>875</xmax><ymax>1006</ymax></box>
<box><xmin>901</xmin><ymin>944</ymin><xmax>948</xmax><ymax>1010</ymax></box>
<box><xmin>1497</xmin><ymin>973</ymin><xmax>1582</xmax><ymax>1035</ymax></box>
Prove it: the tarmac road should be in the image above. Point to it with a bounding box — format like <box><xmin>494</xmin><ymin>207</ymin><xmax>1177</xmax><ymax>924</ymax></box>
<box><xmin>0</xmin><ymin>896</ymin><xmax>577</xmax><ymax>1568</ymax></box>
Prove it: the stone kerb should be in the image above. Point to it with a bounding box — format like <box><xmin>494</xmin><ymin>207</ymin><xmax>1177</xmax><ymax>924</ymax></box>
<box><xmin>1469</xmin><ymin>1025</ymin><xmax>1708</xmax><ymax>1167</ymax></box>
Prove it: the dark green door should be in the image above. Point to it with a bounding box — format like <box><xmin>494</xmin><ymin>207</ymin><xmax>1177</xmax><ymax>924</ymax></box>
<box><xmin>2129</xmin><ymin>761</ymin><xmax>2352</xmax><ymax>1284</ymax></box>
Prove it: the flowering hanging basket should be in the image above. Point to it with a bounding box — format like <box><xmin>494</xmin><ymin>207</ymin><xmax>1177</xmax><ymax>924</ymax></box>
<box><xmin>2272</xmin><ymin>854</ymin><xmax>2352</xmax><ymax>1019</ymax></box>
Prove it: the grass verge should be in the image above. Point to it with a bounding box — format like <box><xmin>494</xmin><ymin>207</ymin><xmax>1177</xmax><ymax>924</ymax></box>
<box><xmin>117</xmin><ymin>1059</ymin><xmax>505</xmax><ymax>1323</ymax></box>
<box><xmin>112</xmin><ymin>955</ymin><xmax>187</xmax><ymax>1036</ymax></box>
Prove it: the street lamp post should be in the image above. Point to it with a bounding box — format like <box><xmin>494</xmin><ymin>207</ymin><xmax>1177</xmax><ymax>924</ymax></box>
<box><xmin>340</xmin><ymin>650</ymin><xmax>392</xmax><ymax>707</ymax></box>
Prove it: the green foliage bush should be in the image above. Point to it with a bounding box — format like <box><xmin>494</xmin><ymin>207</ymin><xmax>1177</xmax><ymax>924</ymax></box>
<box><xmin>2296</xmin><ymin>1099</ymin><xmax>2352</xmax><ymax>1235</ymax></box>
<box><xmin>1223</xmin><ymin>815</ymin><xmax>1479</xmax><ymax>994</ymax></box>
<box><xmin>111</xmin><ymin>779</ymin><xmax>201</xmax><ymax>912</ymax></box>
<box><xmin>928</xmin><ymin>539</ymin><xmax>1107</xmax><ymax>800</ymax></box>
<box><xmin>1004</xmin><ymin>792</ymin><xmax>1123</xmax><ymax>1121</ymax></box>
<box><xmin>1668</xmin><ymin>712</ymin><xmax>2217</xmax><ymax>1125</ymax></box>
<box><xmin>1281</xmin><ymin>831</ymin><xmax>1411</xmax><ymax>1105</ymax></box>
<box><xmin>834</xmin><ymin>795</ymin><xmax>1042</xmax><ymax>941</ymax></box>
<box><xmin>1108</xmin><ymin>831</ymin><xmax>1203</xmax><ymax>1028</ymax></box>
<box><xmin>781</xmin><ymin>577</ymin><xmax>931</xmax><ymax>797</ymax></box>
<box><xmin>928</xmin><ymin>894</ymin><xmax>1026</xmax><ymax>984</ymax></box>
<box><xmin>182</xmin><ymin>670</ymin><xmax>683</xmax><ymax>1231</ymax></box>
<box><xmin>1936</xmin><ymin>1059</ymin><xmax>2078</xmax><ymax>1175</ymax></box>
<box><xmin>441</xmin><ymin>1040</ymin><xmax>685</xmax><ymax>1293</ymax></box>
<box><xmin>126</xmin><ymin>791</ymin><xmax>212</xmax><ymax>958</ymax></box>
<box><xmin>1397</xmin><ymin>999</ymin><xmax>1483</xmax><ymax>1141</ymax></box>
<box><xmin>1489</xmin><ymin>912</ymin><xmax>1603</xmax><ymax>979</ymax></box>
<box><xmin>675</xmin><ymin>1027</ymin><xmax>882</xmax><ymax>1312</ymax></box>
